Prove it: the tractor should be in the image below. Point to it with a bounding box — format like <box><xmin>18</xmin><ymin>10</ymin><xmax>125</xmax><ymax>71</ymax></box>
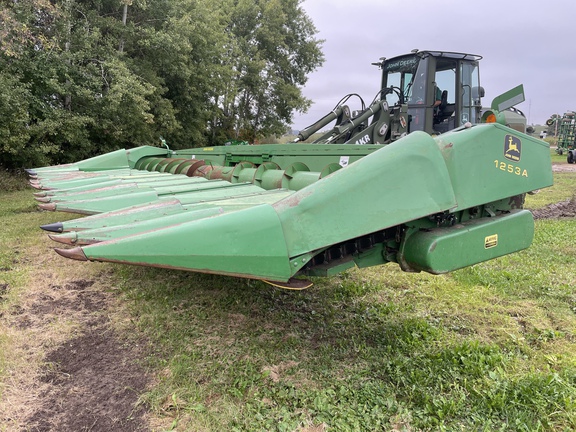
<box><xmin>295</xmin><ymin>50</ymin><xmax>527</xmax><ymax>144</ymax></box>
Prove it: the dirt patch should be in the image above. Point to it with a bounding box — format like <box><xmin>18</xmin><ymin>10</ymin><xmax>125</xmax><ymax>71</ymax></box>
<box><xmin>532</xmin><ymin>198</ymin><xmax>576</xmax><ymax>220</ymax></box>
<box><xmin>552</xmin><ymin>163</ymin><xmax>576</xmax><ymax>172</ymax></box>
<box><xmin>531</xmin><ymin>163</ymin><xmax>576</xmax><ymax>220</ymax></box>
<box><xmin>0</xmin><ymin>283</ymin><xmax>8</xmax><ymax>298</ymax></box>
<box><xmin>0</xmin><ymin>252</ymin><xmax>152</xmax><ymax>431</ymax></box>
<box><xmin>28</xmin><ymin>316</ymin><xmax>149</xmax><ymax>431</ymax></box>
<box><xmin>530</xmin><ymin>163</ymin><xmax>576</xmax><ymax>220</ymax></box>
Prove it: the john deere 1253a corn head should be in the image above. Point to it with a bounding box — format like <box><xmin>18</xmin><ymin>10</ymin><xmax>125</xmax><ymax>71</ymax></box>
<box><xmin>28</xmin><ymin>51</ymin><xmax>553</xmax><ymax>289</ymax></box>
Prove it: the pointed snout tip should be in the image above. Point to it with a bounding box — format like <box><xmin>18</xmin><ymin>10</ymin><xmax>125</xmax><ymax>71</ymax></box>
<box><xmin>54</xmin><ymin>247</ymin><xmax>88</xmax><ymax>261</ymax></box>
<box><xmin>38</xmin><ymin>203</ymin><xmax>57</xmax><ymax>211</ymax></box>
<box><xmin>48</xmin><ymin>234</ymin><xmax>75</xmax><ymax>245</ymax></box>
<box><xmin>40</xmin><ymin>222</ymin><xmax>63</xmax><ymax>233</ymax></box>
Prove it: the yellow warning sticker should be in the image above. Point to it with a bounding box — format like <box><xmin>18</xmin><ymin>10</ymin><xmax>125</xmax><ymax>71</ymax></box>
<box><xmin>485</xmin><ymin>234</ymin><xmax>498</xmax><ymax>249</ymax></box>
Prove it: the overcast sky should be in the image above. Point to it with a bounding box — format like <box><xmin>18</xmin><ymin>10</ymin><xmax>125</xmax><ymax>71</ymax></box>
<box><xmin>292</xmin><ymin>0</ymin><xmax>575</xmax><ymax>130</ymax></box>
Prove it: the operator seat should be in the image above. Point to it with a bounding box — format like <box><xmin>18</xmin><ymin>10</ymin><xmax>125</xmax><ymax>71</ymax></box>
<box><xmin>433</xmin><ymin>90</ymin><xmax>456</xmax><ymax>133</ymax></box>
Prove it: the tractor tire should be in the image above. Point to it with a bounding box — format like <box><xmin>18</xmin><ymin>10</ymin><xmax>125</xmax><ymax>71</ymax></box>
<box><xmin>558</xmin><ymin>148</ymin><xmax>563</xmax><ymax>155</ymax></box>
<box><xmin>568</xmin><ymin>151</ymin><xmax>575</xmax><ymax>164</ymax></box>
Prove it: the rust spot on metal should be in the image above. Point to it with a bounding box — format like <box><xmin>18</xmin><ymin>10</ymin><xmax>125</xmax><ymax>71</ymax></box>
<box><xmin>275</xmin><ymin>194</ymin><xmax>302</xmax><ymax>209</ymax></box>
<box><xmin>206</xmin><ymin>165</ymin><xmax>227</xmax><ymax>180</ymax></box>
<box><xmin>54</xmin><ymin>247</ymin><xmax>88</xmax><ymax>261</ymax></box>
<box><xmin>47</xmin><ymin>172</ymin><xmax>101</xmax><ymax>181</ymax></box>
<box><xmin>48</xmin><ymin>234</ymin><xmax>76</xmax><ymax>245</ymax></box>
<box><xmin>173</xmin><ymin>159</ymin><xmax>199</xmax><ymax>175</ymax></box>
<box><xmin>183</xmin><ymin>160</ymin><xmax>206</xmax><ymax>177</ymax></box>
<box><xmin>273</xmin><ymin>190</ymin><xmax>313</xmax><ymax>210</ymax></box>
<box><xmin>54</xmin><ymin>207</ymin><xmax>100</xmax><ymax>216</ymax></box>
<box><xmin>73</xmin><ymin>238</ymin><xmax>102</xmax><ymax>246</ymax></box>
<box><xmin>192</xmin><ymin>164</ymin><xmax>213</xmax><ymax>178</ymax></box>
<box><xmin>38</xmin><ymin>203</ymin><xmax>57</xmax><ymax>211</ymax></box>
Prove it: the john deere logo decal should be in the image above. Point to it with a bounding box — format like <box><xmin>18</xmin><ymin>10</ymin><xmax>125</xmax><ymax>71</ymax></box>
<box><xmin>504</xmin><ymin>135</ymin><xmax>521</xmax><ymax>161</ymax></box>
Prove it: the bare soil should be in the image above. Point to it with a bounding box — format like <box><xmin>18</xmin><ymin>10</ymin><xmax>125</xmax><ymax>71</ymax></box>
<box><xmin>26</xmin><ymin>282</ymin><xmax>149</xmax><ymax>431</ymax></box>
<box><xmin>532</xmin><ymin>162</ymin><xmax>576</xmax><ymax>220</ymax></box>
<box><xmin>552</xmin><ymin>163</ymin><xmax>576</xmax><ymax>173</ymax></box>
<box><xmin>532</xmin><ymin>198</ymin><xmax>576</xmax><ymax>220</ymax></box>
<box><xmin>0</xmin><ymin>257</ymin><xmax>152</xmax><ymax>431</ymax></box>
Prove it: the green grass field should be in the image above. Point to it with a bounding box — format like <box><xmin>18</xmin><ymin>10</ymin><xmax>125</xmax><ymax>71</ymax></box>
<box><xmin>1</xmin><ymin>154</ymin><xmax>575</xmax><ymax>431</ymax></box>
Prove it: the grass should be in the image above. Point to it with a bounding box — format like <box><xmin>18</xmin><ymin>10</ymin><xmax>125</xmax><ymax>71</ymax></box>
<box><xmin>526</xmin><ymin>171</ymin><xmax>576</xmax><ymax>209</ymax></box>
<box><xmin>112</xmin><ymin>229</ymin><xmax>576</xmax><ymax>431</ymax></box>
<box><xmin>0</xmin><ymin>178</ymin><xmax>92</xmax><ymax>422</ymax></box>
<box><xmin>523</xmin><ymin>147</ymin><xmax>576</xmax><ymax>209</ymax></box>
<box><xmin>1</xmin><ymin>165</ymin><xmax>576</xmax><ymax>431</ymax></box>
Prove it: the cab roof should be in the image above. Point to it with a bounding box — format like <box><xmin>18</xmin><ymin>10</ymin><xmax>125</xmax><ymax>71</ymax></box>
<box><xmin>380</xmin><ymin>50</ymin><xmax>483</xmax><ymax>63</ymax></box>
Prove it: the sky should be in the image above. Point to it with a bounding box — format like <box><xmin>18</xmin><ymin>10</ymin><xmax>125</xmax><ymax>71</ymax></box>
<box><xmin>292</xmin><ymin>0</ymin><xmax>576</xmax><ymax>130</ymax></box>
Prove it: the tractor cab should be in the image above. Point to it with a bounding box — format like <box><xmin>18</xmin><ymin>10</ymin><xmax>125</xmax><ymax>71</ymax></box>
<box><xmin>378</xmin><ymin>50</ymin><xmax>484</xmax><ymax>135</ymax></box>
<box><xmin>294</xmin><ymin>49</ymin><xmax>524</xmax><ymax>145</ymax></box>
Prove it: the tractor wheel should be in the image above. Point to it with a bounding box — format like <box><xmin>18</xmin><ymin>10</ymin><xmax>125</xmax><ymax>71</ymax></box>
<box><xmin>568</xmin><ymin>151</ymin><xmax>575</xmax><ymax>164</ymax></box>
<box><xmin>558</xmin><ymin>148</ymin><xmax>563</xmax><ymax>155</ymax></box>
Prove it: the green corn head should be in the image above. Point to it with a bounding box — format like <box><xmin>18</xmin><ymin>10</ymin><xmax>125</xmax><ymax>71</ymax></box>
<box><xmin>28</xmin><ymin>124</ymin><xmax>552</xmax><ymax>289</ymax></box>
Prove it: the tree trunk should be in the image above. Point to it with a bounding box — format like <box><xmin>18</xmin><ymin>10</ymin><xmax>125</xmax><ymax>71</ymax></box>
<box><xmin>118</xmin><ymin>3</ymin><xmax>128</xmax><ymax>53</ymax></box>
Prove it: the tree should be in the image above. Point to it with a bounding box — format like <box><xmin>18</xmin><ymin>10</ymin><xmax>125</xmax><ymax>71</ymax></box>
<box><xmin>0</xmin><ymin>0</ymin><xmax>324</xmax><ymax>168</ymax></box>
<box><xmin>130</xmin><ymin>0</ymin><xmax>233</xmax><ymax>148</ymax></box>
<box><xmin>208</xmin><ymin>0</ymin><xmax>324</xmax><ymax>143</ymax></box>
<box><xmin>0</xmin><ymin>0</ymin><xmax>80</xmax><ymax>167</ymax></box>
<box><xmin>0</xmin><ymin>0</ymin><xmax>182</xmax><ymax>166</ymax></box>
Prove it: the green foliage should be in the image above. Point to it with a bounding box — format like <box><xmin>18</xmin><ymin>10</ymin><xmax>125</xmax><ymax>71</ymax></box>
<box><xmin>0</xmin><ymin>74</ymin><xmax>36</xmax><ymax>167</ymax></box>
<box><xmin>211</xmin><ymin>0</ymin><xmax>323</xmax><ymax>143</ymax></box>
<box><xmin>0</xmin><ymin>0</ymin><xmax>324</xmax><ymax>168</ymax></box>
